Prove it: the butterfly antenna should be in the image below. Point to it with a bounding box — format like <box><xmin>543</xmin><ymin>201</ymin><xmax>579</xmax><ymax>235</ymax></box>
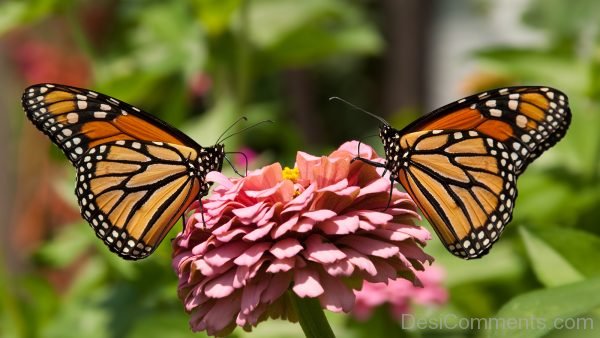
<box><xmin>216</xmin><ymin>116</ymin><xmax>248</xmax><ymax>144</ymax></box>
<box><xmin>224</xmin><ymin>156</ymin><xmax>246</xmax><ymax>178</ymax></box>
<box><xmin>219</xmin><ymin>120</ymin><xmax>273</xmax><ymax>143</ymax></box>
<box><xmin>329</xmin><ymin>96</ymin><xmax>389</xmax><ymax>126</ymax></box>
<box><xmin>226</xmin><ymin>151</ymin><xmax>249</xmax><ymax>176</ymax></box>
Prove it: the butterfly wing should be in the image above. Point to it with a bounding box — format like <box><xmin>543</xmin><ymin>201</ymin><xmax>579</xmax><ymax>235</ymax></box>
<box><xmin>395</xmin><ymin>130</ymin><xmax>517</xmax><ymax>259</ymax></box>
<box><xmin>22</xmin><ymin>83</ymin><xmax>200</xmax><ymax>164</ymax></box>
<box><xmin>76</xmin><ymin>140</ymin><xmax>207</xmax><ymax>260</ymax></box>
<box><xmin>399</xmin><ymin>86</ymin><xmax>571</xmax><ymax>174</ymax></box>
<box><xmin>22</xmin><ymin>83</ymin><xmax>225</xmax><ymax>260</ymax></box>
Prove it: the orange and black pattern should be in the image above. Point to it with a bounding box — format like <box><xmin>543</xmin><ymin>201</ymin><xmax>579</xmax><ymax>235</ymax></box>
<box><xmin>22</xmin><ymin>84</ymin><xmax>225</xmax><ymax>260</ymax></box>
<box><xmin>377</xmin><ymin>86</ymin><xmax>571</xmax><ymax>259</ymax></box>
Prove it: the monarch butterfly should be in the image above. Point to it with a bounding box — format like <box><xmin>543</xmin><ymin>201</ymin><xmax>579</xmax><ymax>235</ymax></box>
<box><xmin>347</xmin><ymin>86</ymin><xmax>571</xmax><ymax>259</ymax></box>
<box><xmin>22</xmin><ymin>83</ymin><xmax>236</xmax><ymax>260</ymax></box>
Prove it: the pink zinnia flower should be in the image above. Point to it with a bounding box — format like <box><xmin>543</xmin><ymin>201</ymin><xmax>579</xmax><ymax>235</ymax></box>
<box><xmin>353</xmin><ymin>264</ymin><xmax>448</xmax><ymax>321</ymax></box>
<box><xmin>172</xmin><ymin>141</ymin><xmax>433</xmax><ymax>336</ymax></box>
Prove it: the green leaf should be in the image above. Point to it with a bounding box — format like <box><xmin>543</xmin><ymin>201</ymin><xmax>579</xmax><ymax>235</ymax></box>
<box><xmin>519</xmin><ymin>227</ymin><xmax>583</xmax><ymax>287</ymax></box>
<box><xmin>35</xmin><ymin>223</ymin><xmax>93</xmax><ymax>267</ymax></box>
<box><xmin>528</xmin><ymin>226</ymin><xmax>600</xmax><ymax>278</ymax></box>
<box><xmin>427</xmin><ymin>239</ymin><xmax>526</xmax><ymax>287</ymax></box>
<box><xmin>490</xmin><ymin>278</ymin><xmax>600</xmax><ymax>338</ymax></box>
<box><xmin>0</xmin><ymin>0</ymin><xmax>61</xmax><ymax>35</ymax></box>
<box><xmin>249</xmin><ymin>0</ymin><xmax>381</xmax><ymax>66</ymax></box>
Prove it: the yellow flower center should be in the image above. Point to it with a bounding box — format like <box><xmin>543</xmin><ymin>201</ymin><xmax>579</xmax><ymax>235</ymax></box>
<box><xmin>282</xmin><ymin>166</ymin><xmax>300</xmax><ymax>182</ymax></box>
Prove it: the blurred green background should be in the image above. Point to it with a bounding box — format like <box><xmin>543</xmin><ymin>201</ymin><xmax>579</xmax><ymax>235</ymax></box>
<box><xmin>1</xmin><ymin>0</ymin><xmax>599</xmax><ymax>337</ymax></box>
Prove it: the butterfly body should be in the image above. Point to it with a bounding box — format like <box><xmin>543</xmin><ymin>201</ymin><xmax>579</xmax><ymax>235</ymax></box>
<box><xmin>370</xmin><ymin>86</ymin><xmax>571</xmax><ymax>259</ymax></box>
<box><xmin>22</xmin><ymin>84</ymin><xmax>225</xmax><ymax>260</ymax></box>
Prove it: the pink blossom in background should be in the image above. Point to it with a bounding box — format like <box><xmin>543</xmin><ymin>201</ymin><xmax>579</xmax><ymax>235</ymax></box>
<box><xmin>173</xmin><ymin>141</ymin><xmax>434</xmax><ymax>336</ymax></box>
<box><xmin>233</xmin><ymin>147</ymin><xmax>258</xmax><ymax>169</ymax></box>
<box><xmin>188</xmin><ymin>72</ymin><xmax>213</xmax><ymax>97</ymax></box>
<box><xmin>353</xmin><ymin>264</ymin><xmax>448</xmax><ymax>321</ymax></box>
<box><xmin>9</xmin><ymin>35</ymin><xmax>91</xmax><ymax>86</ymax></box>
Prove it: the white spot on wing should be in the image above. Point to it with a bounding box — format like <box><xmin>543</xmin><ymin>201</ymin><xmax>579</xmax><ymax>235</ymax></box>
<box><xmin>485</xmin><ymin>100</ymin><xmax>496</xmax><ymax>107</ymax></box>
<box><xmin>516</xmin><ymin>115</ymin><xmax>527</xmax><ymax>128</ymax></box>
<box><xmin>67</xmin><ymin>113</ymin><xmax>79</xmax><ymax>124</ymax></box>
<box><xmin>490</xmin><ymin>108</ymin><xmax>502</xmax><ymax>117</ymax></box>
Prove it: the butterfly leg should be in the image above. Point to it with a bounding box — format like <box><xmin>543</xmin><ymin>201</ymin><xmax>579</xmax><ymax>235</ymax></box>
<box><xmin>199</xmin><ymin>197</ymin><xmax>208</xmax><ymax>228</ymax></box>
<box><xmin>383</xmin><ymin>178</ymin><xmax>394</xmax><ymax>211</ymax></box>
<box><xmin>225</xmin><ymin>156</ymin><xmax>246</xmax><ymax>178</ymax></box>
<box><xmin>351</xmin><ymin>156</ymin><xmax>387</xmax><ymax>168</ymax></box>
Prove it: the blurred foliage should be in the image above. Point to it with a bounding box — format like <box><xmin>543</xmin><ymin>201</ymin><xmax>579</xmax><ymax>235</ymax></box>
<box><xmin>1</xmin><ymin>0</ymin><xmax>599</xmax><ymax>337</ymax></box>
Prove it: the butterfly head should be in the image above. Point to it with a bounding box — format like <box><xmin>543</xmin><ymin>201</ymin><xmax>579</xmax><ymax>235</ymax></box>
<box><xmin>379</xmin><ymin>124</ymin><xmax>403</xmax><ymax>180</ymax></box>
<box><xmin>198</xmin><ymin>144</ymin><xmax>226</xmax><ymax>174</ymax></box>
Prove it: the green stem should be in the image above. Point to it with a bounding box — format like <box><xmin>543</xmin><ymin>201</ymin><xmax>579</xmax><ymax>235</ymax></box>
<box><xmin>289</xmin><ymin>291</ymin><xmax>336</xmax><ymax>338</ymax></box>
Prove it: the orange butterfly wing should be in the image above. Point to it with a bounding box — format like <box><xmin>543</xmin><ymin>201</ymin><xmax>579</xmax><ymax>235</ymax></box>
<box><xmin>379</xmin><ymin>86</ymin><xmax>571</xmax><ymax>259</ymax></box>
<box><xmin>395</xmin><ymin>130</ymin><xmax>516</xmax><ymax>258</ymax></box>
<box><xmin>399</xmin><ymin>87</ymin><xmax>571</xmax><ymax>175</ymax></box>
<box><xmin>22</xmin><ymin>84</ymin><xmax>224</xmax><ymax>260</ymax></box>
<box><xmin>22</xmin><ymin>83</ymin><xmax>200</xmax><ymax>164</ymax></box>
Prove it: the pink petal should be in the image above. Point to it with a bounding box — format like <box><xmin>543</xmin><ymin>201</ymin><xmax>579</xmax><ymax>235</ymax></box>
<box><xmin>266</xmin><ymin>257</ymin><xmax>296</xmax><ymax>273</ymax></box>
<box><xmin>271</xmin><ymin>214</ymin><xmax>299</xmax><ymax>239</ymax></box>
<box><xmin>293</xmin><ymin>269</ymin><xmax>324</xmax><ymax>297</ymax></box>
<box><xmin>357</xmin><ymin>177</ymin><xmax>392</xmax><ymax>197</ymax></box>
<box><xmin>302</xmin><ymin>209</ymin><xmax>337</xmax><ymax>221</ymax></box>
<box><xmin>263</xmin><ymin>272</ymin><xmax>293</xmax><ymax>303</ymax></box>
<box><xmin>204</xmin><ymin>241</ymin><xmax>251</xmax><ymax>266</ymax></box>
<box><xmin>317</xmin><ymin>178</ymin><xmax>349</xmax><ymax>192</ymax></box>
<box><xmin>318</xmin><ymin>274</ymin><xmax>355</xmax><ymax>312</ymax></box>
<box><xmin>204</xmin><ymin>269</ymin><xmax>237</xmax><ymax>298</ymax></box>
<box><xmin>282</xmin><ymin>184</ymin><xmax>315</xmax><ymax>214</ymax></box>
<box><xmin>234</xmin><ymin>242</ymin><xmax>271</xmax><ymax>266</ymax></box>
<box><xmin>386</xmin><ymin>223</ymin><xmax>431</xmax><ymax>244</ymax></box>
<box><xmin>243</xmin><ymin>222</ymin><xmax>275</xmax><ymax>241</ymax></box>
<box><xmin>215</xmin><ymin>227</ymin><xmax>248</xmax><ymax>242</ymax></box>
<box><xmin>338</xmin><ymin>235</ymin><xmax>400</xmax><ymax>258</ymax></box>
<box><xmin>367</xmin><ymin>257</ymin><xmax>400</xmax><ymax>283</ymax></box>
<box><xmin>350</xmin><ymin>210</ymin><xmax>393</xmax><ymax>225</ymax></box>
<box><xmin>242</xmin><ymin>163</ymin><xmax>283</xmax><ymax>190</ymax></box>
<box><xmin>207</xmin><ymin>171</ymin><xmax>234</xmax><ymax>189</ymax></box>
<box><xmin>397</xmin><ymin>241</ymin><xmax>434</xmax><ymax>263</ymax></box>
<box><xmin>270</xmin><ymin>238</ymin><xmax>303</xmax><ymax>259</ymax></box>
<box><xmin>304</xmin><ymin>234</ymin><xmax>346</xmax><ymax>263</ymax></box>
<box><xmin>370</xmin><ymin>229</ymin><xmax>411</xmax><ymax>242</ymax></box>
<box><xmin>312</xmin><ymin>189</ymin><xmax>359</xmax><ymax>212</ymax></box>
<box><xmin>240</xmin><ymin>278</ymin><xmax>270</xmax><ymax>315</ymax></box>
<box><xmin>232</xmin><ymin>201</ymin><xmax>267</xmax><ymax>221</ymax></box>
<box><xmin>318</xmin><ymin>215</ymin><xmax>360</xmax><ymax>235</ymax></box>
<box><xmin>323</xmin><ymin>260</ymin><xmax>354</xmax><ymax>276</ymax></box>
<box><xmin>342</xmin><ymin>248</ymin><xmax>377</xmax><ymax>276</ymax></box>
<box><xmin>200</xmin><ymin>292</ymin><xmax>241</xmax><ymax>334</ymax></box>
<box><xmin>336</xmin><ymin>141</ymin><xmax>377</xmax><ymax>159</ymax></box>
